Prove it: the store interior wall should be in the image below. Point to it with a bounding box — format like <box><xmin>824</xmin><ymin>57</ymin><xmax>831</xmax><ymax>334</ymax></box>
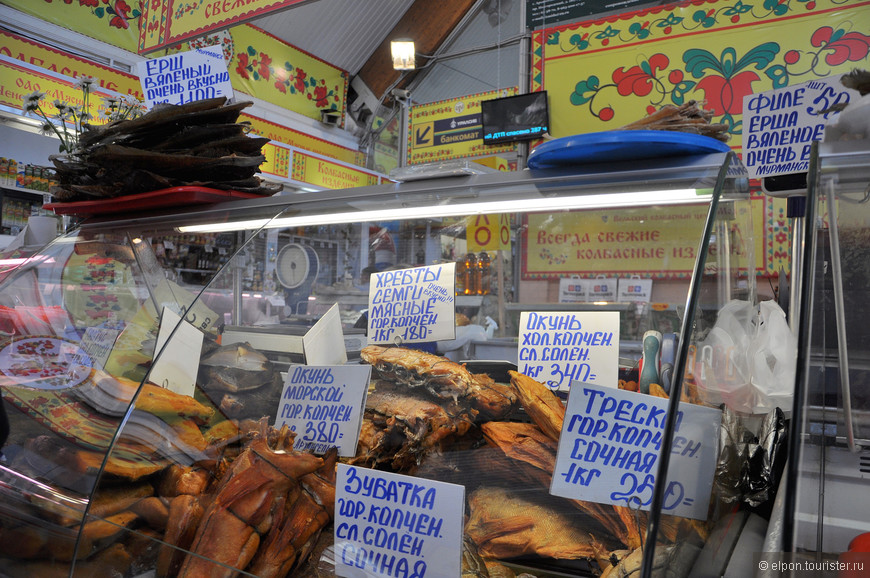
<box><xmin>0</xmin><ymin>123</ymin><xmax>61</xmax><ymax>166</ymax></box>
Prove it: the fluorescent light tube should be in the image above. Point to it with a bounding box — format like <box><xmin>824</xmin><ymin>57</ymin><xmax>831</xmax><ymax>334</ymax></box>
<box><xmin>177</xmin><ymin>189</ymin><xmax>704</xmax><ymax>233</ymax></box>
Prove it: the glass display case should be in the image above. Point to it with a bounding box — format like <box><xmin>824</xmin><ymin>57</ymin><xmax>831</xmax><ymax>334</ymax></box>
<box><xmin>777</xmin><ymin>139</ymin><xmax>870</xmax><ymax>572</ymax></box>
<box><xmin>0</xmin><ymin>149</ymin><xmax>761</xmax><ymax>577</ymax></box>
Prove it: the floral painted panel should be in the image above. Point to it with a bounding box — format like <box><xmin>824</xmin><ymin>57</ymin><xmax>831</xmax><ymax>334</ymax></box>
<box><xmin>531</xmin><ymin>0</ymin><xmax>869</xmax><ymax>275</ymax></box>
<box><xmin>3</xmin><ymin>0</ymin><xmax>141</xmax><ymax>53</ymax></box>
<box><xmin>532</xmin><ymin>0</ymin><xmax>870</xmax><ymax>148</ymax></box>
<box><xmin>228</xmin><ymin>24</ymin><xmax>347</xmax><ymax>124</ymax></box>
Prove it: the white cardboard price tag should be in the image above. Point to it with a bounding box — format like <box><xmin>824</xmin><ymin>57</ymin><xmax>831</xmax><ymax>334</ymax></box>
<box><xmin>517</xmin><ymin>311</ymin><xmax>619</xmax><ymax>391</ymax></box>
<box><xmin>276</xmin><ymin>364</ymin><xmax>370</xmax><ymax>457</ymax></box>
<box><xmin>303</xmin><ymin>303</ymin><xmax>347</xmax><ymax>366</ymax></box>
<box><xmin>742</xmin><ymin>75</ymin><xmax>860</xmax><ymax>179</ymax></box>
<box><xmin>367</xmin><ymin>263</ymin><xmax>456</xmax><ymax>345</ymax></box>
<box><xmin>150</xmin><ymin>308</ymin><xmax>204</xmax><ymax>397</ymax></box>
<box><xmin>80</xmin><ymin>326</ymin><xmax>120</xmax><ymax>369</ymax></box>
<box><xmin>137</xmin><ymin>48</ymin><xmax>233</xmax><ymax>108</ymax></box>
<box><xmin>551</xmin><ymin>382</ymin><xmax>721</xmax><ymax>520</ymax></box>
<box><xmin>334</xmin><ymin>464</ymin><xmax>464</xmax><ymax>578</ymax></box>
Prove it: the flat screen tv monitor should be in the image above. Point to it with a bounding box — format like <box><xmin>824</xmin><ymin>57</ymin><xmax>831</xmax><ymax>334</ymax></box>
<box><xmin>481</xmin><ymin>91</ymin><xmax>549</xmax><ymax>145</ymax></box>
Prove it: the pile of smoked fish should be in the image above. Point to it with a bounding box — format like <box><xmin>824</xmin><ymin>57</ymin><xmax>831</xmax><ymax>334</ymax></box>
<box><xmin>0</xmin><ymin>341</ymin><xmax>709</xmax><ymax>577</ymax></box>
<box><xmin>49</xmin><ymin>96</ymin><xmax>282</xmax><ymax>201</ymax></box>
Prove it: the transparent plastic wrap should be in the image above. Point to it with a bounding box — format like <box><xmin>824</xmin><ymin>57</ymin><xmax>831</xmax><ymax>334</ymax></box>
<box><xmin>388</xmin><ymin>160</ymin><xmax>500</xmax><ymax>182</ymax></box>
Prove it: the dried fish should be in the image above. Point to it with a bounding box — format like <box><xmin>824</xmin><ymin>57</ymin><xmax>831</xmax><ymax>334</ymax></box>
<box><xmin>50</xmin><ymin>97</ymin><xmax>280</xmax><ymax>202</ymax></box>
<box><xmin>465</xmin><ymin>486</ymin><xmax>617</xmax><ymax>562</ymax></box>
<box><xmin>351</xmin><ymin>380</ymin><xmax>475</xmax><ymax>471</ymax></box>
<box><xmin>177</xmin><ymin>425</ymin><xmax>324</xmax><ymax>577</ymax></box>
<box><xmin>508</xmin><ymin>371</ymin><xmax>564</xmax><ymax>441</ymax></box>
<box><xmin>362</xmin><ymin>345</ymin><xmax>476</xmax><ymax>400</ymax></box>
<box><xmin>198</xmin><ymin>342</ymin><xmax>277</xmax><ymax>393</ymax></box>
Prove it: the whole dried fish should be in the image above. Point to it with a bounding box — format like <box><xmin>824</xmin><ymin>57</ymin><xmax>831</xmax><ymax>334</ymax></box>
<box><xmin>465</xmin><ymin>486</ymin><xmax>617</xmax><ymax>562</ymax></box>
<box><xmin>351</xmin><ymin>380</ymin><xmax>475</xmax><ymax>471</ymax></box>
<box><xmin>197</xmin><ymin>342</ymin><xmax>277</xmax><ymax>392</ymax></box>
<box><xmin>362</xmin><ymin>345</ymin><xmax>476</xmax><ymax>400</ymax></box>
<box><xmin>508</xmin><ymin>371</ymin><xmax>564</xmax><ymax>441</ymax></box>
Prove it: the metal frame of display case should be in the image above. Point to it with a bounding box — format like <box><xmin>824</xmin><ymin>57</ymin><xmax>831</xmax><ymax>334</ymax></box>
<box><xmin>781</xmin><ymin>139</ymin><xmax>870</xmax><ymax>558</ymax></box>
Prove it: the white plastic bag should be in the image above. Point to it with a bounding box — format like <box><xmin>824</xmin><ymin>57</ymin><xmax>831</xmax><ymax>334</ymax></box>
<box><xmin>748</xmin><ymin>300</ymin><xmax>797</xmax><ymax>411</ymax></box>
<box><xmin>693</xmin><ymin>300</ymin><xmax>796</xmax><ymax>414</ymax></box>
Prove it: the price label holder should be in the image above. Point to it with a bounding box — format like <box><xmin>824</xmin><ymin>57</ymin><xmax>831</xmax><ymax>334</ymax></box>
<box><xmin>367</xmin><ymin>263</ymin><xmax>456</xmax><ymax>345</ymax></box>
<box><xmin>149</xmin><ymin>307</ymin><xmax>204</xmax><ymax>397</ymax></box>
<box><xmin>551</xmin><ymin>382</ymin><xmax>721</xmax><ymax>520</ymax></box>
<box><xmin>335</xmin><ymin>464</ymin><xmax>464</xmax><ymax>578</ymax></box>
<box><xmin>275</xmin><ymin>364</ymin><xmax>370</xmax><ymax>457</ymax></box>
<box><xmin>517</xmin><ymin>311</ymin><xmax>619</xmax><ymax>392</ymax></box>
<box><xmin>80</xmin><ymin>326</ymin><xmax>121</xmax><ymax>369</ymax></box>
<box><xmin>303</xmin><ymin>303</ymin><xmax>347</xmax><ymax>365</ymax></box>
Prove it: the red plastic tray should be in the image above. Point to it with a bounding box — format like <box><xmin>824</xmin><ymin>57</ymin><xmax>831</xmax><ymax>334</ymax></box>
<box><xmin>44</xmin><ymin>186</ymin><xmax>265</xmax><ymax>217</ymax></box>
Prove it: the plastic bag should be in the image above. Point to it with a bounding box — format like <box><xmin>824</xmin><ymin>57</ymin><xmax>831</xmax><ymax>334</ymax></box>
<box><xmin>748</xmin><ymin>301</ymin><xmax>797</xmax><ymax>411</ymax></box>
<box><xmin>693</xmin><ymin>300</ymin><xmax>796</xmax><ymax>414</ymax></box>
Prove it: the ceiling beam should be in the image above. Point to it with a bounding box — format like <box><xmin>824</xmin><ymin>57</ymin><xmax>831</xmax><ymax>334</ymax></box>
<box><xmin>356</xmin><ymin>0</ymin><xmax>478</xmax><ymax>101</ymax></box>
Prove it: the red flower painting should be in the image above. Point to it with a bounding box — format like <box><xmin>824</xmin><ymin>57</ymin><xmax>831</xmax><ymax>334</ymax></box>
<box><xmin>613</xmin><ymin>54</ymin><xmax>669</xmax><ymax>97</ymax></box>
<box><xmin>811</xmin><ymin>26</ymin><xmax>870</xmax><ymax>66</ymax></box>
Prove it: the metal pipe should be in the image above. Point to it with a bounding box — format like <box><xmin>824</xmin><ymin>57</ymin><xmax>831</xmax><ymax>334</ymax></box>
<box><xmin>788</xmin><ymin>196</ymin><xmax>807</xmax><ymax>335</ymax></box>
<box><xmin>824</xmin><ymin>179</ymin><xmax>858</xmax><ymax>452</ymax></box>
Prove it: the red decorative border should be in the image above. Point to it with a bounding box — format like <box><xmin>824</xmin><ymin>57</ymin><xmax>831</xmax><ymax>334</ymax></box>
<box><xmin>142</xmin><ymin>0</ymin><xmax>308</xmax><ymax>55</ymax></box>
<box><xmin>2</xmin><ymin>29</ymin><xmax>139</xmax><ymax>81</ymax></box>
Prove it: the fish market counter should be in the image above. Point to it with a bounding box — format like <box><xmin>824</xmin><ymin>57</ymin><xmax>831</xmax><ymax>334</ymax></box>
<box><xmin>0</xmin><ymin>150</ymin><xmax>793</xmax><ymax>578</ymax></box>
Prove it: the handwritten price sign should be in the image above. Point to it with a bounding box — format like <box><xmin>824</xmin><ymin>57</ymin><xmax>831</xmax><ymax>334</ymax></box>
<box><xmin>551</xmin><ymin>382</ymin><xmax>721</xmax><ymax>520</ymax></box>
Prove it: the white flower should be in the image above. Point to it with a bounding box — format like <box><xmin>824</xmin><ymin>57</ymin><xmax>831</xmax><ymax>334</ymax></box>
<box><xmin>73</xmin><ymin>75</ymin><xmax>98</xmax><ymax>90</ymax></box>
<box><xmin>39</xmin><ymin>122</ymin><xmax>56</xmax><ymax>136</ymax></box>
<box><xmin>101</xmin><ymin>96</ymin><xmax>119</xmax><ymax>108</ymax></box>
<box><xmin>123</xmin><ymin>94</ymin><xmax>143</xmax><ymax>108</ymax></box>
<box><xmin>22</xmin><ymin>91</ymin><xmax>45</xmax><ymax>113</ymax></box>
<box><xmin>24</xmin><ymin>90</ymin><xmax>45</xmax><ymax>103</ymax></box>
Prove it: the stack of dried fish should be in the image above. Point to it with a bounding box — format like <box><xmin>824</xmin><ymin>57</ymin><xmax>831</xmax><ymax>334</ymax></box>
<box><xmin>352</xmin><ymin>345</ymin><xmax>517</xmax><ymax>472</ymax></box>
<box><xmin>49</xmin><ymin>96</ymin><xmax>282</xmax><ymax>201</ymax></box>
<box><xmin>618</xmin><ymin>100</ymin><xmax>730</xmax><ymax>142</ymax></box>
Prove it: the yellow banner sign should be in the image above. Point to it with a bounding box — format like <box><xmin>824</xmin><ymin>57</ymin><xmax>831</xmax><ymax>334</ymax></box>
<box><xmin>291</xmin><ymin>151</ymin><xmax>379</xmax><ymax>190</ymax></box>
<box><xmin>3</xmin><ymin>0</ymin><xmax>141</xmax><ymax>54</ymax></box>
<box><xmin>522</xmin><ymin>196</ymin><xmax>771</xmax><ymax>279</ymax></box>
<box><xmin>228</xmin><ymin>25</ymin><xmax>348</xmax><ymax>124</ymax></box>
<box><xmin>260</xmin><ymin>142</ymin><xmax>291</xmax><ymax>179</ymax></box>
<box><xmin>0</xmin><ymin>60</ymin><xmax>118</xmax><ymax>128</ymax></box>
<box><xmin>139</xmin><ymin>0</ymin><xmax>308</xmax><ymax>54</ymax></box>
<box><xmin>408</xmin><ymin>89</ymin><xmax>519</xmax><ymax>165</ymax></box>
<box><xmin>0</xmin><ymin>30</ymin><xmax>142</xmax><ymax>98</ymax></box>
<box><xmin>524</xmin><ymin>204</ymin><xmax>748</xmax><ymax>279</ymax></box>
<box><xmin>467</xmin><ymin>214</ymin><xmax>511</xmax><ymax>252</ymax></box>
<box><xmin>240</xmin><ymin>113</ymin><xmax>363</xmax><ymax>167</ymax></box>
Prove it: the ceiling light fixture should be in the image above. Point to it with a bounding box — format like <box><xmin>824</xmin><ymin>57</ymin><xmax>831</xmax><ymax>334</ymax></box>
<box><xmin>390</xmin><ymin>39</ymin><xmax>415</xmax><ymax>70</ymax></box>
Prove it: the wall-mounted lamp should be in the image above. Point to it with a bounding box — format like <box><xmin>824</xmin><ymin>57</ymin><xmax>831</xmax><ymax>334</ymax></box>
<box><xmin>390</xmin><ymin>39</ymin><xmax>415</xmax><ymax>70</ymax></box>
